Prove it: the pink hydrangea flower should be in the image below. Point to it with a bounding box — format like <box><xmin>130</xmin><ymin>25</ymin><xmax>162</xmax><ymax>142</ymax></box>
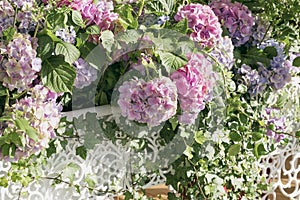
<box><xmin>0</xmin><ymin>33</ymin><xmax>42</xmax><ymax>92</ymax></box>
<box><xmin>0</xmin><ymin>85</ymin><xmax>62</xmax><ymax>161</ymax></box>
<box><xmin>174</xmin><ymin>3</ymin><xmax>222</xmax><ymax>48</ymax></box>
<box><xmin>210</xmin><ymin>0</ymin><xmax>254</xmax><ymax>46</ymax></box>
<box><xmin>170</xmin><ymin>53</ymin><xmax>215</xmax><ymax>124</ymax></box>
<box><xmin>118</xmin><ymin>76</ymin><xmax>178</xmax><ymax>127</ymax></box>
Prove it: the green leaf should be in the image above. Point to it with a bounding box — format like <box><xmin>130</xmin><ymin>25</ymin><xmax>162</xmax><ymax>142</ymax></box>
<box><xmin>2</xmin><ymin>26</ymin><xmax>16</xmax><ymax>42</ymax></box>
<box><xmin>0</xmin><ymin>85</ymin><xmax>8</xmax><ymax>97</ymax></box>
<box><xmin>46</xmin><ymin>140</ymin><xmax>57</xmax><ymax>158</ymax></box>
<box><xmin>62</xmin><ymin>163</ymin><xmax>80</xmax><ymax>185</ymax></box>
<box><xmin>156</xmin><ymin>50</ymin><xmax>187</xmax><ymax>70</ymax></box>
<box><xmin>238</xmin><ymin>113</ymin><xmax>248</xmax><ymax>124</ymax></box>
<box><xmin>100</xmin><ymin>30</ymin><xmax>115</xmax><ymax>52</ymax></box>
<box><xmin>72</xmin><ymin>10</ymin><xmax>85</xmax><ymax>28</ymax></box>
<box><xmin>76</xmin><ymin>146</ymin><xmax>87</xmax><ymax>160</ymax></box>
<box><xmin>115</xmin><ymin>4</ymin><xmax>138</xmax><ymax>29</ymax></box>
<box><xmin>46</xmin><ymin>12</ymin><xmax>68</xmax><ymax>31</ymax></box>
<box><xmin>85</xmin><ymin>174</ymin><xmax>97</xmax><ymax>192</ymax></box>
<box><xmin>229</xmin><ymin>132</ymin><xmax>242</xmax><ymax>142</ymax></box>
<box><xmin>292</xmin><ymin>56</ymin><xmax>300</xmax><ymax>67</ymax></box>
<box><xmin>263</xmin><ymin>46</ymin><xmax>278</xmax><ymax>59</ymax></box>
<box><xmin>47</xmin><ymin>12</ymin><xmax>68</xmax><ymax>30</ymax></box>
<box><xmin>228</xmin><ymin>144</ymin><xmax>241</xmax><ymax>156</ymax></box>
<box><xmin>194</xmin><ymin>131</ymin><xmax>206</xmax><ymax>144</ymax></box>
<box><xmin>15</xmin><ymin>118</ymin><xmax>39</xmax><ymax>142</ymax></box>
<box><xmin>0</xmin><ymin>176</ymin><xmax>8</xmax><ymax>187</ymax></box>
<box><xmin>37</xmin><ymin>35</ymin><xmax>54</xmax><ymax>59</ymax></box>
<box><xmin>1</xmin><ymin>144</ymin><xmax>10</xmax><ymax>157</ymax></box>
<box><xmin>41</xmin><ymin>56</ymin><xmax>76</xmax><ymax>93</ymax></box>
<box><xmin>254</xmin><ymin>143</ymin><xmax>267</xmax><ymax>158</ymax></box>
<box><xmin>86</xmin><ymin>25</ymin><xmax>100</xmax><ymax>35</ymax></box>
<box><xmin>173</xmin><ymin>18</ymin><xmax>188</xmax><ymax>34</ymax></box>
<box><xmin>252</xmin><ymin>132</ymin><xmax>263</xmax><ymax>141</ymax></box>
<box><xmin>55</xmin><ymin>42</ymin><xmax>80</xmax><ymax>64</ymax></box>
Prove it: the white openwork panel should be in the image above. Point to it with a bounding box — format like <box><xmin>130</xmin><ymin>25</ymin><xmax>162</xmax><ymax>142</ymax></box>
<box><xmin>260</xmin><ymin>137</ymin><xmax>300</xmax><ymax>199</ymax></box>
<box><xmin>0</xmin><ymin>106</ymin><xmax>168</xmax><ymax>200</ymax></box>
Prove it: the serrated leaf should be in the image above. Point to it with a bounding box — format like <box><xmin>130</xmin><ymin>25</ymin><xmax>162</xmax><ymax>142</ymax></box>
<box><xmin>156</xmin><ymin>50</ymin><xmax>187</xmax><ymax>70</ymax></box>
<box><xmin>293</xmin><ymin>56</ymin><xmax>300</xmax><ymax>67</ymax></box>
<box><xmin>228</xmin><ymin>144</ymin><xmax>241</xmax><ymax>156</ymax></box>
<box><xmin>86</xmin><ymin>25</ymin><xmax>100</xmax><ymax>35</ymax></box>
<box><xmin>72</xmin><ymin>10</ymin><xmax>85</xmax><ymax>28</ymax></box>
<box><xmin>37</xmin><ymin>35</ymin><xmax>54</xmax><ymax>59</ymax></box>
<box><xmin>76</xmin><ymin>146</ymin><xmax>87</xmax><ymax>160</ymax></box>
<box><xmin>42</xmin><ymin>56</ymin><xmax>76</xmax><ymax>93</ymax></box>
<box><xmin>100</xmin><ymin>30</ymin><xmax>115</xmax><ymax>52</ymax></box>
<box><xmin>55</xmin><ymin>42</ymin><xmax>80</xmax><ymax>64</ymax></box>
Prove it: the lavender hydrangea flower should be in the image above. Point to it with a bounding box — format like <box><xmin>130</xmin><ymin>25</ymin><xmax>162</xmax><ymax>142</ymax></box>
<box><xmin>209</xmin><ymin>36</ymin><xmax>235</xmax><ymax>70</ymax></box>
<box><xmin>170</xmin><ymin>53</ymin><xmax>215</xmax><ymax>124</ymax></box>
<box><xmin>118</xmin><ymin>77</ymin><xmax>178</xmax><ymax>127</ymax></box>
<box><xmin>210</xmin><ymin>0</ymin><xmax>254</xmax><ymax>47</ymax></box>
<box><xmin>0</xmin><ymin>33</ymin><xmax>42</xmax><ymax>92</ymax></box>
<box><xmin>264</xmin><ymin>108</ymin><xmax>286</xmax><ymax>143</ymax></box>
<box><xmin>73</xmin><ymin>58</ymin><xmax>98</xmax><ymax>89</ymax></box>
<box><xmin>284</xmin><ymin>52</ymin><xmax>300</xmax><ymax>75</ymax></box>
<box><xmin>55</xmin><ymin>26</ymin><xmax>77</xmax><ymax>44</ymax></box>
<box><xmin>251</xmin><ymin>17</ymin><xmax>271</xmax><ymax>46</ymax></box>
<box><xmin>0</xmin><ymin>85</ymin><xmax>62</xmax><ymax>161</ymax></box>
<box><xmin>0</xmin><ymin>0</ymin><xmax>15</xmax><ymax>36</ymax></box>
<box><xmin>174</xmin><ymin>3</ymin><xmax>222</xmax><ymax>48</ymax></box>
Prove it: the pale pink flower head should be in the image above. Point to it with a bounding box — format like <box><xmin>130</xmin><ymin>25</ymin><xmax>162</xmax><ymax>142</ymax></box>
<box><xmin>174</xmin><ymin>3</ymin><xmax>222</xmax><ymax>48</ymax></box>
<box><xmin>171</xmin><ymin>53</ymin><xmax>215</xmax><ymax>124</ymax></box>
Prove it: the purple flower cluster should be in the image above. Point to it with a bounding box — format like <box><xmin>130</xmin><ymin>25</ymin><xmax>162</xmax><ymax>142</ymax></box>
<box><xmin>170</xmin><ymin>53</ymin><xmax>215</xmax><ymax>124</ymax></box>
<box><xmin>118</xmin><ymin>77</ymin><xmax>178</xmax><ymax>127</ymax></box>
<box><xmin>174</xmin><ymin>3</ymin><xmax>222</xmax><ymax>48</ymax></box>
<box><xmin>0</xmin><ymin>33</ymin><xmax>42</xmax><ymax>92</ymax></box>
<box><xmin>58</xmin><ymin>0</ymin><xmax>118</xmax><ymax>31</ymax></box>
<box><xmin>251</xmin><ymin>17</ymin><xmax>271</xmax><ymax>46</ymax></box>
<box><xmin>55</xmin><ymin>26</ymin><xmax>77</xmax><ymax>44</ymax></box>
<box><xmin>259</xmin><ymin>40</ymin><xmax>291</xmax><ymax>90</ymax></box>
<box><xmin>210</xmin><ymin>0</ymin><xmax>254</xmax><ymax>47</ymax></box>
<box><xmin>209</xmin><ymin>36</ymin><xmax>235</xmax><ymax>70</ymax></box>
<box><xmin>73</xmin><ymin>58</ymin><xmax>98</xmax><ymax>89</ymax></box>
<box><xmin>0</xmin><ymin>0</ymin><xmax>15</xmax><ymax>36</ymax></box>
<box><xmin>0</xmin><ymin>85</ymin><xmax>62</xmax><ymax>161</ymax></box>
<box><xmin>264</xmin><ymin>108</ymin><xmax>286</xmax><ymax>143</ymax></box>
<box><xmin>0</xmin><ymin>0</ymin><xmax>37</xmax><ymax>34</ymax></box>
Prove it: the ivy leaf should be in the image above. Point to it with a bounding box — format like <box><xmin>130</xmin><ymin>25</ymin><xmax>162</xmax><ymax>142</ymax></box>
<box><xmin>15</xmin><ymin>118</ymin><xmax>39</xmax><ymax>142</ymax></box>
<box><xmin>62</xmin><ymin>163</ymin><xmax>80</xmax><ymax>185</ymax></box>
<box><xmin>228</xmin><ymin>144</ymin><xmax>241</xmax><ymax>156</ymax></box>
<box><xmin>229</xmin><ymin>132</ymin><xmax>242</xmax><ymax>142</ymax></box>
<box><xmin>293</xmin><ymin>56</ymin><xmax>300</xmax><ymax>67</ymax></box>
<box><xmin>76</xmin><ymin>146</ymin><xmax>87</xmax><ymax>160</ymax></box>
<box><xmin>72</xmin><ymin>10</ymin><xmax>85</xmax><ymax>28</ymax></box>
<box><xmin>85</xmin><ymin>174</ymin><xmax>97</xmax><ymax>193</ymax></box>
<box><xmin>41</xmin><ymin>56</ymin><xmax>76</xmax><ymax>93</ymax></box>
<box><xmin>55</xmin><ymin>42</ymin><xmax>80</xmax><ymax>64</ymax></box>
<box><xmin>194</xmin><ymin>131</ymin><xmax>206</xmax><ymax>144</ymax></box>
<box><xmin>156</xmin><ymin>50</ymin><xmax>187</xmax><ymax>71</ymax></box>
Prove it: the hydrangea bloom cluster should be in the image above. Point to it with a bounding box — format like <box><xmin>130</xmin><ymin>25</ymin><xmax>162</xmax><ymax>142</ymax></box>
<box><xmin>170</xmin><ymin>53</ymin><xmax>215</xmax><ymax>124</ymax></box>
<box><xmin>259</xmin><ymin>40</ymin><xmax>291</xmax><ymax>90</ymax></box>
<box><xmin>0</xmin><ymin>0</ymin><xmax>15</xmax><ymax>36</ymax></box>
<box><xmin>118</xmin><ymin>77</ymin><xmax>178</xmax><ymax>127</ymax></box>
<box><xmin>0</xmin><ymin>33</ymin><xmax>42</xmax><ymax>92</ymax></box>
<box><xmin>251</xmin><ymin>17</ymin><xmax>271</xmax><ymax>46</ymax></box>
<box><xmin>73</xmin><ymin>58</ymin><xmax>98</xmax><ymax>89</ymax></box>
<box><xmin>284</xmin><ymin>52</ymin><xmax>300</xmax><ymax>75</ymax></box>
<box><xmin>55</xmin><ymin>26</ymin><xmax>77</xmax><ymax>44</ymax></box>
<box><xmin>0</xmin><ymin>85</ymin><xmax>62</xmax><ymax>161</ymax></box>
<box><xmin>58</xmin><ymin>0</ymin><xmax>118</xmax><ymax>31</ymax></box>
<box><xmin>209</xmin><ymin>36</ymin><xmax>235</xmax><ymax>70</ymax></box>
<box><xmin>0</xmin><ymin>0</ymin><xmax>37</xmax><ymax>34</ymax></box>
<box><xmin>239</xmin><ymin>64</ymin><xmax>268</xmax><ymax>96</ymax></box>
<box><xmin>174</xmin><ymin>4</ymin><xmax>222</xmax><ymax>48</ymax></box>
<box><xmin>209</xmin><ymin>0</ymin><xmax>254</xmax><ymax>47</ymax></box>
<box><xmin>264</xmin><ymin>108</ymin><xmax>286</xmax><ymax>143</ymax></box>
